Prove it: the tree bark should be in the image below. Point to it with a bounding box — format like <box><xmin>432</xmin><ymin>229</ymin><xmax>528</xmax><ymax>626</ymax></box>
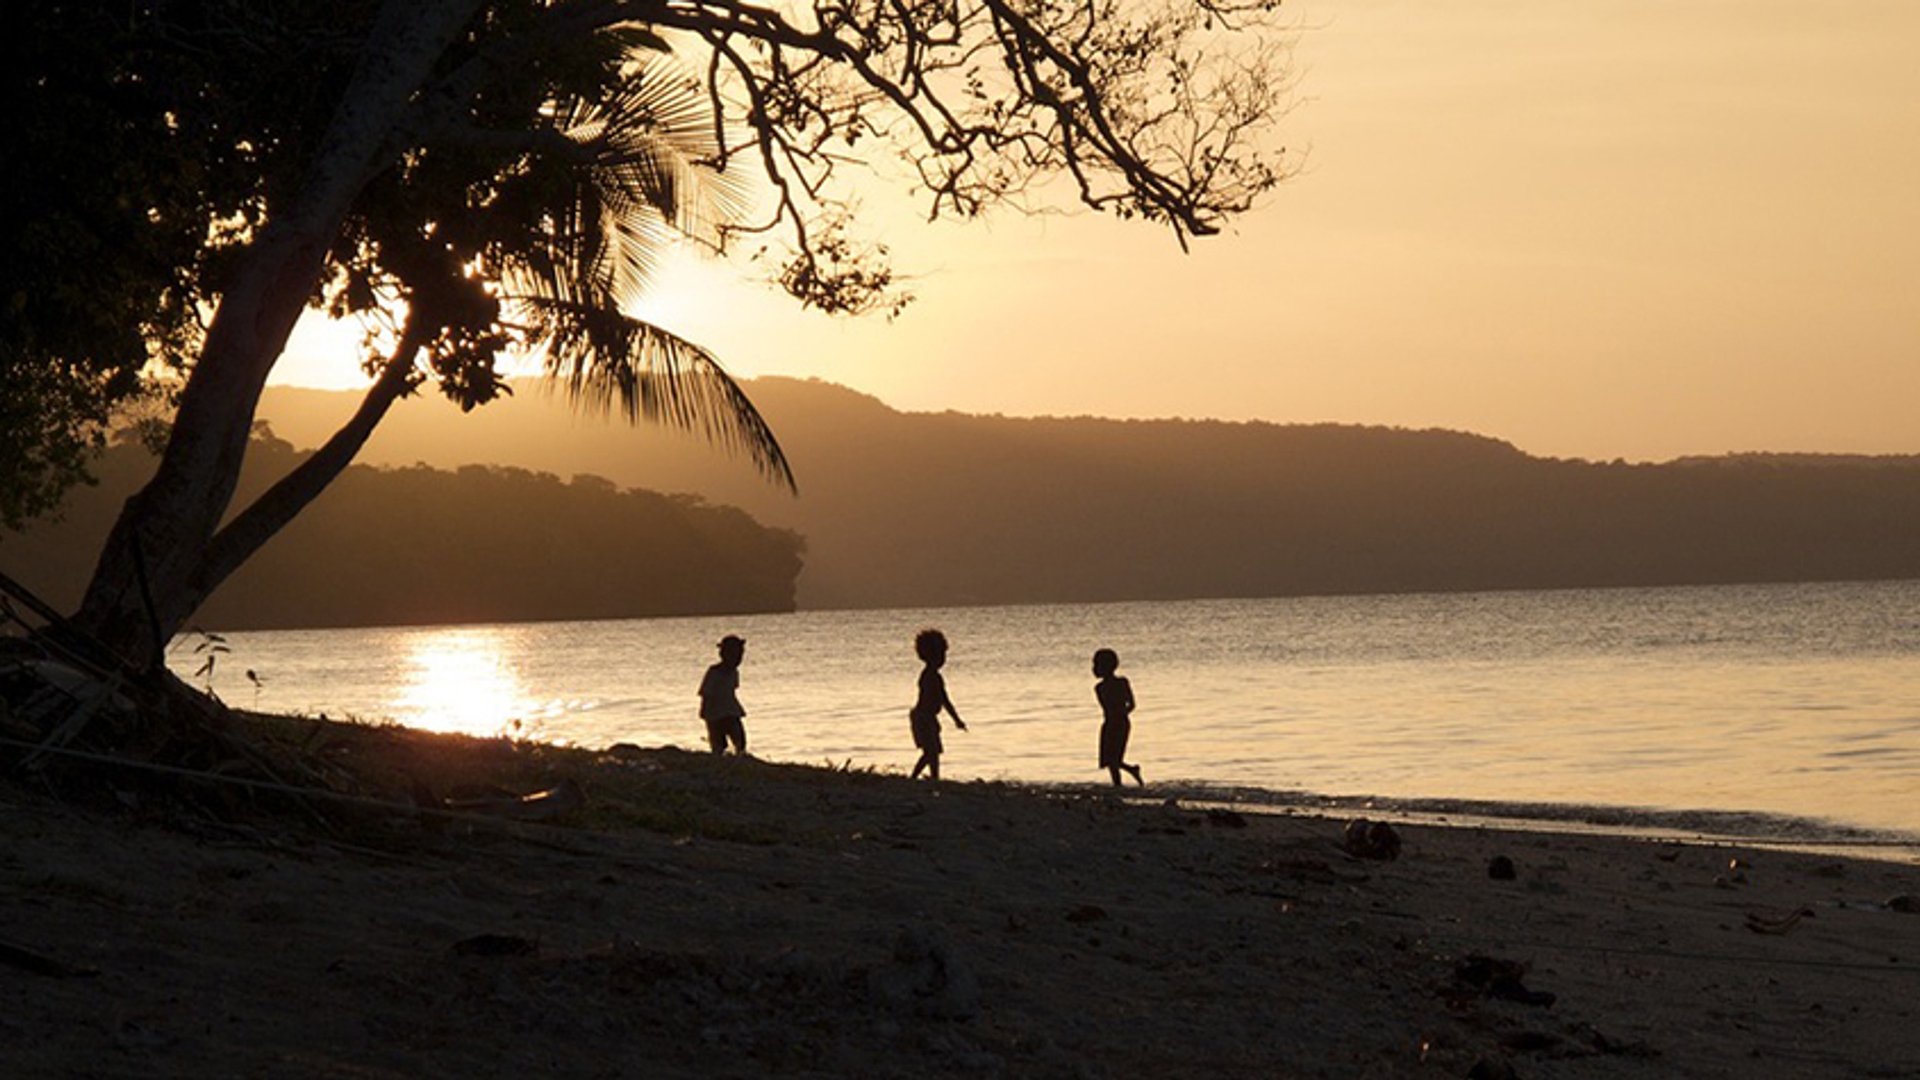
<box><xmin>70</xmin><ymin>0</ymin><xmax>486</xmax><ymax>671</ymax></box>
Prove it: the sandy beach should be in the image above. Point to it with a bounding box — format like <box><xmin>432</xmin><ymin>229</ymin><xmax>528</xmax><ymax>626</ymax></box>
<box><xmin>4</xmin><ymin>723</ymin><xmax>1919</xmax><ymax>1079</ymax></box>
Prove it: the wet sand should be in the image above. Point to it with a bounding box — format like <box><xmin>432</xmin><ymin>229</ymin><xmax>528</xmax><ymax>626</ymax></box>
<box><xmin>4</xmin><ymin>730</ymin><xmax>1919</xmax><ymax>1079</ymax></box>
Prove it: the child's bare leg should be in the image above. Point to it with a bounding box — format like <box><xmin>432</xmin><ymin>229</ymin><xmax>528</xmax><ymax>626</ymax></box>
<box><xmin>1107</xmin><ymin>766</ymin><xmax>1124</xmax><ymax>787</ymax></box>
<box><xmin>1125</xmin><ymin>763</ymin><xmax>1144</xmax><ymax>785</ymax></box>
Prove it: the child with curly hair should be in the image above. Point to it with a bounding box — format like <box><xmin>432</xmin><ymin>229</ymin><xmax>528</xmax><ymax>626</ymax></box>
<box><xmin>909</xmin><ymin>628</ymin><xmax>966</xmax><ymax>780</ymax></box>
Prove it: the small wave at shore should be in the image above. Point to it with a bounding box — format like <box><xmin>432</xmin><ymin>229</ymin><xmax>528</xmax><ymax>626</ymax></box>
<box><xmin>1039</xmin><ymin>780</ymin><xmax>1920</xmax><ymax>863</ymax></box>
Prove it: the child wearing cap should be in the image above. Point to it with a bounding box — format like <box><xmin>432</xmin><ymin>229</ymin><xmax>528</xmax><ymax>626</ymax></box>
<box><xmin>698</xmin><ymin>634</ymin><xmax>749</xmax><ymax>754</ymax></box>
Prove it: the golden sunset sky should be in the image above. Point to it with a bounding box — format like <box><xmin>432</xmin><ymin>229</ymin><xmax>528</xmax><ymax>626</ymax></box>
<box><xmin>276</xmin><ymin>1</ymin><xmax>1920</xmax><ymax>463</ymax></box>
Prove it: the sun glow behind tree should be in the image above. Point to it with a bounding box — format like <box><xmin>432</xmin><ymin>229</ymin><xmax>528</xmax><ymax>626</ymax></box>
<box><xmin>12</xmin><ymin>0</ymin><xmax>1298</xmax><ymax>675</ymax></box>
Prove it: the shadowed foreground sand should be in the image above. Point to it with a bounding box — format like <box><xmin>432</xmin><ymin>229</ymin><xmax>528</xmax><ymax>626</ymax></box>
<box><xmin>4</xmin><ymin>724</ymin><xmax>1919</xmax><ymax>1079</ymax></box>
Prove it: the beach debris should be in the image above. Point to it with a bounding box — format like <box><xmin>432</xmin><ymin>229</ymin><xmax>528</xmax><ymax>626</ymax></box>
<box><xmin>1574</xmin><ymin>1023</ymin><xmax>1660</xmax><ymax>1059</ymax></box>
<box><xmin>1487</xmin><ymin>1022</ymin><xmax>1658</xmax><ymax>1065</ymax></box>
<box><xmin>451</xmin><ymin>933</ymin><xmax>538</xmax><ymax>958</ymax></box>
<box><xmin>1465</xmin><ymin>1056</ymin><xmax>1520</xmax><ymax>1080</ymax></box>
<box><xmin>1064</xmin><ymin>903</ymin><xmax>1111</xmax><ymax>924</ymax></box>
<box><xmin>1262</xmin><ymin>853</ymin><xmax>1358</xmax><ymax>886</ymax></box>
<box><xmin>0</xmin><ymin>938</ymin><xmax>99</xmax><ymax>978</ymax></box>
<box><xmin>1341</xmin><ymin>818</ymin><xmax>1402</xmax><ymax>861</ymax></box>
<box><xmin>1452</xmin><ymin>954</ymin><xmax>1557</xmax><ymax>1007</ymax></box>
<box><xmin>1205</xmin><ymin>807</ymin><xmax>1248</xmax><ymax>828</ymax></box>
<box><xmin>0</xmin><ymin>656</ymin><xmax>138</xmax><ymax>742</ymax></box>
<box><xmin>597</xmin><ymin>743</ymin><xmax>664</xmax><ymax>772</ymax></box>
<box><xmin>1487</xmin><ymin>855</ymin><xmax>1517</xmax><ymax>880</ymax></box>
<box><xmin>1136</xmin><ymin>822</ymin><xmax>1187</xmax><ymax>836</ymax></box>
<box><xmin>1499</xmin><ymin>1029</ymin><xmax>1563</xmax><ymax>1053</ymax></box>
<box><xmin>1886</xmin><ymin>894</ymin><xmax>1920</xmax><ymax>914</ymax></box>
<box><xmin>435</xmin><ymin>778</ymin><xmax>586</xmax><ymax>822</ymax></box>
<box><xmin>866</xmin><ymin>928</ymin><xmax>979</xmax><ymax>1019</ymax></box>
<box><xmin>1523</xmin><ymin>860</ymin><xmax>1569</xmax><ymax>896</ymax></box>
<box><xmin>1712</xmin><ymin>858</ymin><xmax>1751</xmax><ymax>889</ymax></box>
<box><xmin>1742</xmin><ymin>906</ymin><xmax>1815</xmax><ymax>935</ymax></box>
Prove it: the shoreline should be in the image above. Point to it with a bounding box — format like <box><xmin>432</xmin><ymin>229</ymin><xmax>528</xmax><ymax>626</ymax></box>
<box><xmin>6</xmin><ymin>723</ymin><xmax>1920</xmax><ymax>1077</ymax></box>
<box><xmin>1095</xmin><ymin>783</ymin><xmax>1920</xmax><ymax>868</ymax></box>
<box><xmin>202</xmin><ymin>577</ymin><xmax>1920</xmax><ymax>850</ymax></box>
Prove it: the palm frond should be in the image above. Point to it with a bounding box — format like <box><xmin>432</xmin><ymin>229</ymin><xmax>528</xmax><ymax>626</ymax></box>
<box><xmin>494</xmin><ymin>54</ymin><xmax>785</xmax><ymax>491</ymax></box>
<box><xmin>555</xmin><ymin>56</ymin><xmax>760</xmax><ymax>299</ymax></box>
<box><xmin>522</xmin><ymin>294</ymin><xmax>794</xmax><ymax>492</ymax></box>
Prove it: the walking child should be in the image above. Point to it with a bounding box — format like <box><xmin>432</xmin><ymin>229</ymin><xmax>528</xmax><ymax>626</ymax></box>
<box><xmin>909</xmin><ymin>628</ymin><xmax>966</xmax><ymax>780</ymax></box>
<box><xmin>698</xmin><ymin>634</ymin><xmax>749</xmax><ymax>755</ymax></box>
<box><xmin>1093</xmin><ymin>647</ymin><xmax>1144</xmax><ymax>786</ymax></box>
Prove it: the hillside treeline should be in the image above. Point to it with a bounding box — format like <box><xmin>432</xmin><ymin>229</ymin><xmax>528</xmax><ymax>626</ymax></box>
<box><xmin>248</xmin><ymin>378</ymin><xmax>1920</xmax><ymax>610</ymax></box>
<box><xmin>771</xmin><ymin>399</ymin><xmax>1920</xmax><ymax>605</ymax></box>
<box><xmin>2</xmin><ymin>434</ymin><xmax>805</xmax><ymax>630</ymax></box>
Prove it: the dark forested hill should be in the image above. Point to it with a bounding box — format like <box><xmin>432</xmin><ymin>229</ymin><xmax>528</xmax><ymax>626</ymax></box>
<box><xmin>2</xmin><ymin>436</ymin><xmax>804</xmax><ymax>630</ymax></box>
<box><xmin>237</xmin><ymin>377</ymin><xmax>1920</xmax><ymax>610</ymax></box>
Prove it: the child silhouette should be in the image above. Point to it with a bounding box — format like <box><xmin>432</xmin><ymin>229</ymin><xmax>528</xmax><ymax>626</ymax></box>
<box><xmin>1093</xmin><ymin>647</ymin><xmax>1143</xmax><ymax>786</ymax></box>
<box><xmin>909</xmin><ymin>628</ymin><xmax>966</xmax><ymax>780</ymax></box>
<box><xmin>697</xmin><ymin>634</ymin><xmax>749</xmax><ymax>755</ymax></box>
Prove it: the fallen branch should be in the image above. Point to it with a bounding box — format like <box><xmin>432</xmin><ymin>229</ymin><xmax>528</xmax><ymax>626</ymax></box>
<box><xmin>0</xmin><ymin>939</ymin><xmax>98</xmax><ymax>978</ymax></box>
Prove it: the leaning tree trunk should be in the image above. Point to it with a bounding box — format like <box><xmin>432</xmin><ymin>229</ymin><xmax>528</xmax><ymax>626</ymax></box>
<box><xmin>73</xmin><ymin>222</ymin><xmax>334</xmax><ymax>670</ymax></box>
<box><xmin>69</xmin><ymin>0</ymin><xmax>486</xmax><ymax>672</ymax></box>
<box><xmin>188</xmin><ymin>342</ymin><xmax>422</xmax><ymax>607</ymax></box>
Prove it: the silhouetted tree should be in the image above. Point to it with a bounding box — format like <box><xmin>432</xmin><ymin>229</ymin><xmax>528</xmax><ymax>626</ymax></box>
<box><xmin>5</xmin><ymin>438</ymin><xmax>804</xmax><ymax>628</ymax></box>
<box><xmin>2</xmin><ymin>3</ymin><xmax>300</xmax><ymax>527</ymax></box>
<box><xmin>17</xmin><ymin>0</ymin><xmax>1292</xmax><ymax>670</ymax></box>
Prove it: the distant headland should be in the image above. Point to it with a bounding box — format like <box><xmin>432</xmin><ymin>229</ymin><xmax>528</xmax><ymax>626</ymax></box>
<box><xmin>7</xmin><ymin>377</ymin><xmax>1919</xmax><ymax>629</ymax></box>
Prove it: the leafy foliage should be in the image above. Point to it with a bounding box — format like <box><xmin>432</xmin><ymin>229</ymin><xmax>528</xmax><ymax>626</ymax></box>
<box><xmin>679</xmin><ymin>0</ymin><xmax>1294</xmax><ymax>265</ymax></box>
<box><xmin>18</xmin><ymin>0</ymin><xmax>1292</xmax><ymax>662</ymax></box>
<box><xmin>321</xmin><ymin>36</ymin><xmax>792</xmax><ymax>480</ymax></box>
<box><xmin>2</xmin><ymin>1</ymin><xmax>396</xmax><ymax>521</ymax></box>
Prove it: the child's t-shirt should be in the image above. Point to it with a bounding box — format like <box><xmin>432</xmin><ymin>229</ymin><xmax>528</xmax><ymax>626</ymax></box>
<box><xmin>699</xmin><ymin>663</ymin><xmax>744</xmax><ymax>720</ymax></box>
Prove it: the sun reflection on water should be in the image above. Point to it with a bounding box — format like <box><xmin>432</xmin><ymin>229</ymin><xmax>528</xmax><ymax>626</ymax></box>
<box><xmin>392</xmin><ymin>628</ymin><xmax>540</xmax><ymax>738</ymax></box>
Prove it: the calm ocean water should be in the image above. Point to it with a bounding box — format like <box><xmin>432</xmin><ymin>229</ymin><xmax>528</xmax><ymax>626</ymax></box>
<box><xmin>193</xmin><ymin>580</ymin><xmax>1920</xmax><ymax>851</ymax></box>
